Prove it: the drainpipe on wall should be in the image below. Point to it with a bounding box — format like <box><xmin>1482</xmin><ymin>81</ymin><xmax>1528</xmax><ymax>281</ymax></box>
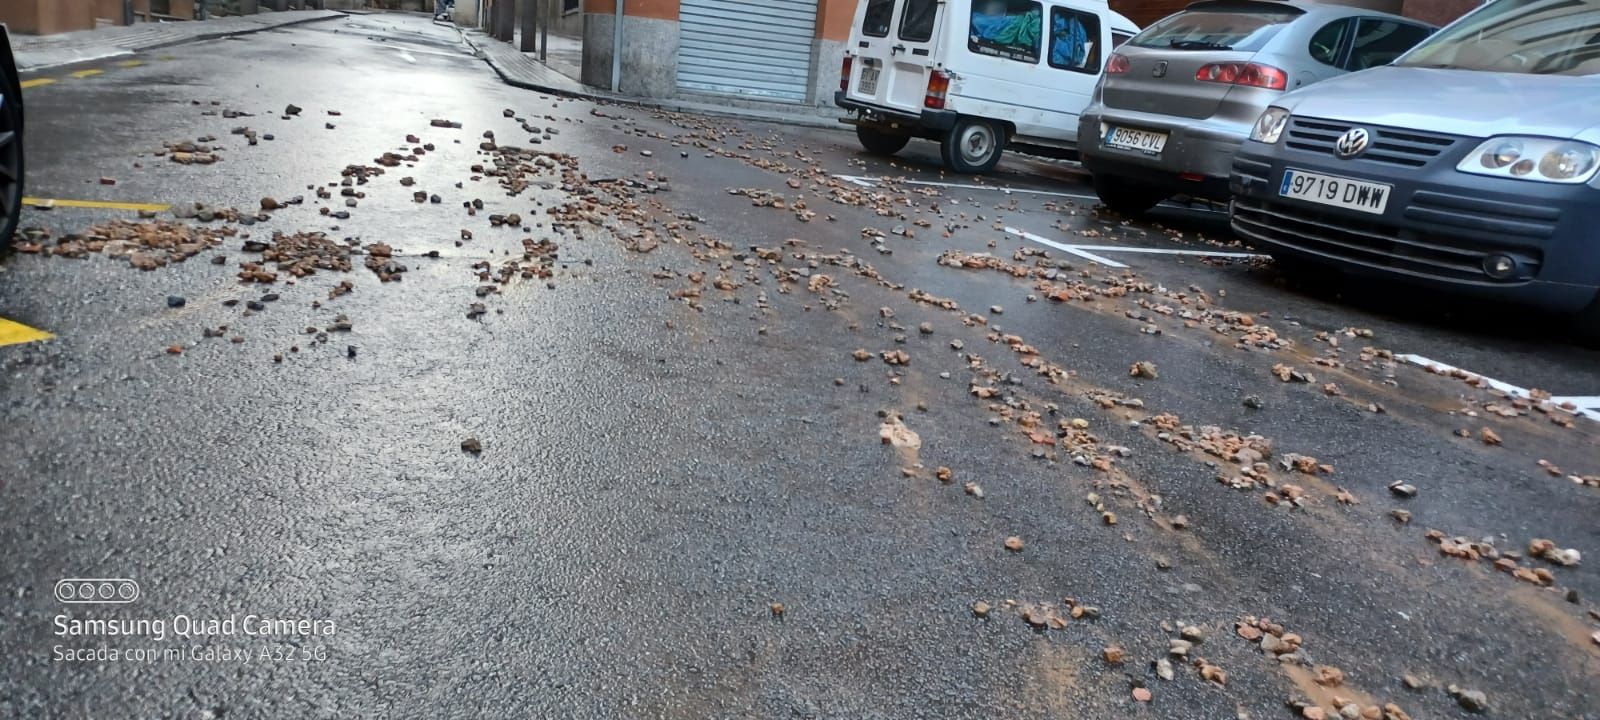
<box><xmin>610</xmin><ymin>0</ymin><xmax>623</xmax><ymax>92</ymax></box>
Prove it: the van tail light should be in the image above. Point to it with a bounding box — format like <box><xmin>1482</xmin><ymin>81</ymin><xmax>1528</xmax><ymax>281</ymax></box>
<box><xmin>1195</xmin><ymin>62</ymin><xmax>1287</xmax><ymax>90</ymax></box>
<box><xmin>925</xmin><ymin>69</ymin><xmax>951</xmax><ymax>109</ymax></box>
<box><xmin>1106</xmin><ymin>53</ymin><xmax>1131</xmax><ymax>74</ymax></box>
<box><xmin>840</xmin><ymin>55</ymin><xmax>853</xmax><ymax>93</ymax></box>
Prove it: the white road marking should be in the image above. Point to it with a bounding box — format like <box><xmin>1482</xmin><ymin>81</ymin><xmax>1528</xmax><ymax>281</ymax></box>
<box><xmin>1067</xmin><ymin>244</ymin><xmax>1267</xmax><ymax>260</ymax></box>
<box><xmin>1396</xmin><ymin>353</ymin><xmax>1600</xmax><ymax>423</ymax></box>
<box><xmin>833</xmin><ymin>174</ymin><xmax>1228</xmax><ymax>214</ymax></box>
<box><xmin>1003</xmin><ymin>227</ymin><xmax>1128</xmax><ymax>268</ymax></box>
<box><xmin>1003</xmin><ymin>227</ymin><xmax>1268</xmax><ymax>268</ymax></box>
<box><xmin>835</xmin><ymin>173</ymin><xmax>1097</xmax><ymax>201</ymax></box>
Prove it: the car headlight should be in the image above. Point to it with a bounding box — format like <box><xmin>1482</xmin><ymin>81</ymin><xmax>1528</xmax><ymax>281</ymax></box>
<box><xmin>1458</xmin><ymin>136</ymin><xmax>1600</xmax><ymax>184</ymax></box>
<box><xmin>1249</xmin><ymin>107</ymin><xmax>1291</xmax><ymax>145</ymax></box>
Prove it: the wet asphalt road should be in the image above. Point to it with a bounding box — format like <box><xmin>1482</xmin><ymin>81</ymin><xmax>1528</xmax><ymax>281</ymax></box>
<box><xmin>1</xmin><ymin>11</ymin><xmax>1598</xmax><ymax>720</ymax></box>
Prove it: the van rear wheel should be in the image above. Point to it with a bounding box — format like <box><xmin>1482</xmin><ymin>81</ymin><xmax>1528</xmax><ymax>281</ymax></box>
<box><xmin>941</xmin><ymin>117</ymin><xmax>1003</xmax><ymax>174</ymax></box>
<box><xmin>855</xmin><ymin>126</ymin><xmax>910</xmax><ymax>157</ymax></box>
<box><xmin>1091</xmin><ymin>173</ymin><xmax>1167</xmax><ymax>217</ymax></box>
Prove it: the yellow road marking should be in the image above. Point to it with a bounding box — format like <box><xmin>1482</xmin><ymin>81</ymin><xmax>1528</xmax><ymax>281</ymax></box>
<box><xmin>0</xmin><ymin>318</ymin><xmax>53</xmax><ymax>348</ymax></box>
<box><xmin>116</xmin><ymin>60</ymin><xmax>145</xmax><ymax>68</ymax></box>
<box><xmin>23</xmin><ymin>197</ymin><xmax>170</xmax><ymax>212</ymax></box>
<box><xmin>20</xmin><ymin>78</ymin><xmax>55</xmax><ymax>89</ymax></box>
<box><xmin>69</xmin><ymin>69</ymin><xmax>103</xmax><ymax>79</ymax></box>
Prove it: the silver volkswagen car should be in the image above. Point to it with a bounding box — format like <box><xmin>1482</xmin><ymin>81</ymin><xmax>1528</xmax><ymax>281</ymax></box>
<box><xmin>1230</xmin><ymin>0</ymin><xmax>1600</xmax><ymax>336</ymax></box>
<box><xmin>1078</xmin><ymin>0</ymin><xmax>1434</xmax><ymax>215</ymax></box>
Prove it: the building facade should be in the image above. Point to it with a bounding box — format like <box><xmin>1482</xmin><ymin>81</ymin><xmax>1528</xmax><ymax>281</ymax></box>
<box><xmin>578</xmin><ymin>0</ymin><xmax>1482</xmax><ymax>109</ymax></box>
<box><xmin>579</xmin><ymin>0</ymin><xmax>857</xmax><ymax>106</ymax></box>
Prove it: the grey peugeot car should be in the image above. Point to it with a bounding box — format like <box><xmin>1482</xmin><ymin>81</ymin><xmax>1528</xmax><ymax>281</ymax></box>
<box><xmin>1079</xmin><ymin>0</ymin><xmax>1434</xmax><ymax>215</ymax></box>
<box><xmin>1230</xmin><ymin>0</ymin><xmax>1600</xmax><ymax>336</ymax></box>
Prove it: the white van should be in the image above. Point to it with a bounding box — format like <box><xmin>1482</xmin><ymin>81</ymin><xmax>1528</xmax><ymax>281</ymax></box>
<box><xmin>835</xmin><ymin>0</ymin><xmax>1139</xmax><ymax>173</ymax></box>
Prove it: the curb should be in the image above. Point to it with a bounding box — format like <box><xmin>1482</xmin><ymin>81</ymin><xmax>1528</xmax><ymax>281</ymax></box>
<box><xmin>460</xmin><ymin>31</ymin><xmax>847</xmax><ymax>132</ymax></box>
<box><xmin>16</xmin><ymin>48</ymin><xmax>133</xmax><ymax>73</ymax></box>
<box><xmin>16</xmin><ymin>11</ymin><xmax>347</xmax><ymax>73</ymax></box>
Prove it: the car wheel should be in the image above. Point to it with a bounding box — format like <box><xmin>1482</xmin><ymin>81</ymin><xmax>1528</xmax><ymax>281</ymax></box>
<box><xmin>0</xmin><ymin>87</ymin><xmax>21</xmax><ymax>250</ymax></box>
<box><xmin>1573</xmin><ymin>292</ymin><xmax>1600</xmax><ymax>347</ymax></box>
<box><xmin>941</xmin><ymin>117</ymin><xmax>1004</xmax><ymax>174</ymax></box>
<box><xmin>855</xmin><ymin>126</ymin><xmax>910</xmax><ymax>157</ymax></box>
<box><xmin>1091</xmin><ymin>173</ymin><xmax>1166</xmax><ymax>217</ymax></box>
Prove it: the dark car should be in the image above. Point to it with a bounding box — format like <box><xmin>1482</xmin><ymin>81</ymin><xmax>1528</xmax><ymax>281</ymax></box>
<box><xmin>0</xmin><ymin>25</ymin><xmax>21</xmax><ymax>249</ymax></box>
<box><xmin>1229</xmin><ymin>0</ymin><xmax>1600</xmax><ymax>337</ymax></box>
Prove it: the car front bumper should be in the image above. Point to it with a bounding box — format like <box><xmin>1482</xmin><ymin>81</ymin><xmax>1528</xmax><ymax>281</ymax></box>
<box><xmin>1078</xmin><ymin>106</ymin><xmax>1250</xmax><ymax>199</ymax></box>
<box><xmin>1229</xmin><ymin>132</ymin><xmax>1600</xmax><ymax>312</ymax></box>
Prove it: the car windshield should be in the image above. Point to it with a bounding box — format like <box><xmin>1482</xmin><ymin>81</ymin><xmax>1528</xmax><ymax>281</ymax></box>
<box><xmin>1395</xmin><ymin>0</ymin><xmax>1600</xmax><ymax>75</ymax></box>
<box><xmin>1130</xmin><ymin>8</ymin><xmax>1299</xmax><ymax>52</ymax></box>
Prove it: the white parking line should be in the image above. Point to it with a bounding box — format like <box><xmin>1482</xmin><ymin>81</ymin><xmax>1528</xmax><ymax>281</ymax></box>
<box><xmin>1003</xmin><ymin>227</ymin><xmax>1128</xmax><ymax>268</ymax></box>
<box><xmin>1067</xmin><ymin>244</ymin><xmax>1267</xmax><ymax>260</ymax></box>
<box><xmin>835</xmin><ymin>173</ymin><xmax>1097</xmax><ymax>201</ymax></box>
<box><xmin>1003</xmin><ymin>227</ymin><xmax>1269</xmax><ymax>269</ymax></box>
<box><xmin>833</xmin><ymin>174</ymin><xmax>1229</xmax><ymax>214</ymax></box>
<box><xmin>1397</xmin><ymin>353</ymin><xmax>1600</xmax><ymax>423</ymax></box>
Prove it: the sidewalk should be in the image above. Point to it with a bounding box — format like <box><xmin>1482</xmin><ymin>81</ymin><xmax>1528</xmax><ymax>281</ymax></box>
<box><xmin>11</xmin><ymin>9</ymin><xmax>347</xmax><ymax>72</ymax></box>
<box><xmin>461</xmin><ymin>27</ymin><xmax>847</xmax><ymax>131</ymax></box>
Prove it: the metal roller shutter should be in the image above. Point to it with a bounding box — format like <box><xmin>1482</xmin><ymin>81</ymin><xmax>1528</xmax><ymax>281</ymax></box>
<box><xmin>677</xmin><ymin>0</ymin><xmax>819</xmax><ymax>103</ymax></box>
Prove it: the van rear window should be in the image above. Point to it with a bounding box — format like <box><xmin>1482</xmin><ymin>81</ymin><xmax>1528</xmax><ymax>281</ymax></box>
<box><xmin>900</xmin><ymin>0</ymin><xmax>939</xmax><ymax>42</ymax></box>
<box><xmin>970</xmin><ymin>0</ymin><xmax>1043</xmax><ymax>64</ymax></box>
<box><xmin>1130</xmin><ymin>9</ymin><xmax>1298</xmax><ymax>52</ymax></box>
<box><xmin>862</xmin><ymin>0</ymin><xmax>894</xmax><ymax>38</ymax></box>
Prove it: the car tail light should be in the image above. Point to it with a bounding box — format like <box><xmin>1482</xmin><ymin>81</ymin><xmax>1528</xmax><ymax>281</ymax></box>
<box><xmin>840</xmin><ymin>55</ymin><xmax>853</xmax><ymax>93</ymax></box>
<box><xmin>1106</xmin><ymin>53</ymin><xmax>1130</xmax><ymax>74</ymax></box>
<box><xmin>1195</xmin><ymin>62</ymin><xmax>1287</xmax><ymax>90</ymax></box>
<box><xmin>925</xmin><ymin>69</ymin><xmax>951</xmax><ymax>109</ymax></box>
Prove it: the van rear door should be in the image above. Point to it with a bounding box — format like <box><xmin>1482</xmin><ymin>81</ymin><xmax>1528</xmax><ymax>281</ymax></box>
<box><xmin>845</xmin><ymin>0</ymin><xmax>945</xmax><ymax>114</ymax></box>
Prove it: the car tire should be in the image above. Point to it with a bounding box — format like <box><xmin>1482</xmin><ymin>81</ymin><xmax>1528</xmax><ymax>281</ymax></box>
<box><xmin>0</xmin><ymin>86</ymin><xmax>20</xmax><ymax>251</ymax></box>
<box><xmin>856</xmin><ymin>126</ymin><xmax>910</xmax><ymax>157</ymax></box>
<box><xmin>941</xmin><ymin>117</ymin><xmax>1004</xmax><ymax>174</ymax></box>
<box><xmin>1091</xmin><ymin>173</ymin><xmax>1166</xmax><ymax>217</ymax></box>
<box><xmin>1572</xmin><ymin>292</ymin><xmax>1600</xmax><ymax>347</ymax></box>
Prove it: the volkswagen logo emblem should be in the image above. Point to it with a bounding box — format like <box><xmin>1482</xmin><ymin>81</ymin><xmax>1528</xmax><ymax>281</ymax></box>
<box><xmin>1335</xmin><ymin>128</ymin><xmax>1371</xmax><ymax>158</ymax></box>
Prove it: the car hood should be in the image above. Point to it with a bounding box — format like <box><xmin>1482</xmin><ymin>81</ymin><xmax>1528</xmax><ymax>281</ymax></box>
<box><xmin>1278</xmin><ymin>67</ymin><xmax>1600</xmax><ymax>142</ymax></box>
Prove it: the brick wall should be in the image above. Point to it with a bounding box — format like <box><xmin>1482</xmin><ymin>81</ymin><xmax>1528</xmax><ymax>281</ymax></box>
<box><xmin>1401</xmin><ymin>0</ymin><xmax>1479</xmax><ymax>25</ymax></box>
<box><xmin>1110</xmin><ymin>0</ymin><xmax>1476</xmax><ymax>31</ymax></box>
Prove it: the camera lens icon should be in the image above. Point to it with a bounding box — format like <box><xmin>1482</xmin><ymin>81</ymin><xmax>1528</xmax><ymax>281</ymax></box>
<box><xmin>55</xmin><ymin>578</ymin><xmax>139</xmax><ymax>604</ymax></box>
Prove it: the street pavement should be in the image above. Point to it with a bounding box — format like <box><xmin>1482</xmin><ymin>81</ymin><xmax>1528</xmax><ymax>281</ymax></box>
<box><xmin>1</xmin><ymin>12</ymin><xmax>1598</xmax><ymax>719</ymax></box>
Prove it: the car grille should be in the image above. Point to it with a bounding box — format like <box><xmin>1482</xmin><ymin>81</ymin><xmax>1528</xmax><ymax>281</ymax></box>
<box><xmin>1284</xmin><ymin>117</ymin><xmax>1459</xmax><ymax>168</ymax></box>
<box><xmin>1231</xmin><ymin>197</ymin><xmax>1545</xmax><ymax>284</ymax></box>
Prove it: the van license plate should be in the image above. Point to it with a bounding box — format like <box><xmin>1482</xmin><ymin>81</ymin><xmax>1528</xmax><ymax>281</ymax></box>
<box><xmin>1278</xmin><ymin>168</ymin><xmax>1391</xmax><ymax>215</ymax></box>
<box><xmin>1104</xmin><ymin>126</ymin><xmax>1168</xmax><ymax>155</ymax></box>
<box><xmin>858</xmin><ymin>66</ymin><xmax>880</xmax><ymax>95</ymax></box>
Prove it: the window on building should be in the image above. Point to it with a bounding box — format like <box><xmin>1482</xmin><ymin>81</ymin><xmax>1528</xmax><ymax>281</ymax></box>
<box><xmin>969</xmin><ymin>0</ymin><xmax>1043</xmax><ymax>64</ymax></box>
<box><xmin>900</xmin><ymin>0</ymin><xmax>939</xmax><ymax>42</ymax></box>
<box><xmin>1346</xmin><ymin>19</ymin><xmax>1433</xmax><ymax>70</ymax></box>
<box><xmin>1048</xmin><ymin>7</ymin><xmax>1101</xmax><ymax>73</ymax></box>
<box><xmin>862</xmin><ymin>0</ymin><xmax>895</xmax><ymax>38</ymax></box>
<box><xmin>1308</xmin><ymin>19</ymin><xmax>1353</xmax><ymax>67</ymax></box>
<box><xmin>563</xmin><ymin>0</ymin><xmax>579</xmax><ymax>12</ymax></box>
